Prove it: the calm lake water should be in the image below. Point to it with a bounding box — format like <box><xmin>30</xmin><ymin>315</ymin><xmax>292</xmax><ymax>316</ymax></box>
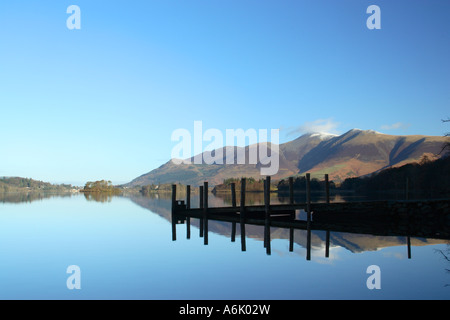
<box><xmin>0</xmin><ymin>192</ymin><xmax>449</xmax><ymax>300</ymax></box>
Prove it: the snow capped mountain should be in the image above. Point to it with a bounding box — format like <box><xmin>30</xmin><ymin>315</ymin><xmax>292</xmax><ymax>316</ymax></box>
<box><xmin>125</xmin><ymin>129</ymin><xmax>448</xmax><ymax>186</ymax></box>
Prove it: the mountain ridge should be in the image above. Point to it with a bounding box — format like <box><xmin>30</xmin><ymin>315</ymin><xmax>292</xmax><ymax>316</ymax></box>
<box><xmin>125</xmin><ymin>129</ymin><xmax>448</xmax><ymax>187</ymax></box>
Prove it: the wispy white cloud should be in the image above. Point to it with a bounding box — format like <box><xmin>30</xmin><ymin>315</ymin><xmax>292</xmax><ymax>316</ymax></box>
<box><xmin>380</xmin><ymin>122</ymin><xmax>411</xmax><ymax>130</ymax></box>
<box><xmin>286</xmin><ymin>118</ymin><xmax>340</xmax><ymax>136</ymax></box>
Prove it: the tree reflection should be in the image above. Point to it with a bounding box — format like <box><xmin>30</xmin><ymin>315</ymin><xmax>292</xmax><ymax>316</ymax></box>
<box><xmin>0</xmin><ymin>192</ymin><xmax>72</xmax><ymax>204</ymax></box>
<box><xmin>435</xmin><ymin>243</ymin><xmax>450</xmax><ymax>287</ymax></box>
<box><xmin>83</xmin><ymin>192</ymin><xmax>114</xmax><ymax>203</ymax></box>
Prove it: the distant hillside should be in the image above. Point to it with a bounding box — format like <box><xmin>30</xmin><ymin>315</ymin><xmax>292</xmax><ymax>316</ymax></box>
<box><xmin>0</xmin><ymin>177</ymin><xmax>73</xmax><ymax>193</ymax></box>
<box><xmin>125</xmin><ymin>129</ymin><xmax>448</xmax><ymax>187</ymax></box>
<box><xmin>339</xmin><ymin>155</ymin><xmax>450</xmax><ymax>198</ymax></box>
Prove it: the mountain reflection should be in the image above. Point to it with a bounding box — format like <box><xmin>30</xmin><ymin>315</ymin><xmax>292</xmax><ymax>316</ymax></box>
<box><xmin>127</xmin><ymin>192</ymin><xmax>449</xmax><ymax>258</ymax></box>
<box><xmin>2</xmin><ymin>191</ymin><xmax>447</xmax><ymax>260</ymax></box>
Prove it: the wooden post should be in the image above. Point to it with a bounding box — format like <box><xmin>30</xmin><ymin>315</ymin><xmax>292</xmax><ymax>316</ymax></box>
<box><xmin>231</xmin><ymin>182</ymin><xmax>236</xmax><ymax>207</ymax></box>
<box><xmin>264</xmin><ymin>176</ymin><xmax>271</xmax><ymax>252</ymax></box>
<box><xmin>203</xmin><ymin>181</ymin><xmax>208</xmax><ymax>245</ymax></box>
<box><xmin>306</xmin><ymin>217</ymin><xmax>311</xmax><ymax>261</ymax></box>
<box><xmin>263</xmin><ymin>180</ymin><xmax>268</xmax><ymax>248</ymax></box>
<box><xmin>265</xmin><ymin>224</ymin><xmax>271</xmax><ymax>255</ymax></box>
<box><xmin>203</xmin><ymin>182</ymin><xmax>208</xmax><ymax>211</ymax></box>
<box><xmin>171</xmin><ymin>184</ymin><xmax>177</xmax><ymax>241</ymax></box>
<box><xmin>240</xmin><ymin>178</ymin><xmax>246</xmax><ymax>252</ymax></box>
<box><xmin>305</xmin><ymin>174</ymin><xmax>311</xmax><ymax>261</ymax></box>
<box><xmin>325</xmin><ymin>230</ymin><xmax>330</xmax><ymax>258</ymax></box>
<box><xmin>199</xmin><ymin>185</ymin><xmax>204</xmax><ymax>238</ymax></box>
<box><xmin>186</xmin><ymin>185</ymin><xmax>191</xmax><ymax>240</ymax></box>
<box><xmin>199</xmin><ymin>185</ymin><xmax>204</xmax><ymax>209</ymax></box>
<box><xmin>231</xmin><ymin>182</ymin><xmax>236</xmax><ymax>242</ymax></box>
<box><xmin>407</xmin><ymin>236</ymin><xmax>411</xmax><ymax>259</ymax></box>
<box><xmin>231</xmin><ymin>220</ymin><xmax>236</xmax><ymax>242</ymax></box>
<box><xmin>289</xmin><ymin>176</ymin><xmax>294</xmax><ymax>205</ymax></box>
<box><xmin>306</xmin><ymin>173</ymin><xmax>311</xmax><ymax>217</ymax></box>
<box><xmin>264</xmin><ymin>179</ymin><xmax>267</xmax><ymax>248</ymax></box>
<box><xmin>288</xmin><ymin>176</ymin><xmax>294</xmax><ymax>251</ymax></box>
<box><xmin>289</xmin><ymin>228</ymin><xmax>294</xmax><ymax>252</ymax></box>
<box><xmin>325</xmin><ymin>174</ymin><xmax>330</xmax><ymax>204</ymax></box>
<box><xmin>240</xmin><ymin>178</ymin><xmax>246</xmax><ymax>218</ymax></box>
<box><xmin>186</xmin><ymin>185</ymin><xmax>191</xmax><ymax>209</ymax></box>
<box><xmin>172</xmin><ymin>184</ymin><xmax>177</xmax><ymax>212</ymax></box>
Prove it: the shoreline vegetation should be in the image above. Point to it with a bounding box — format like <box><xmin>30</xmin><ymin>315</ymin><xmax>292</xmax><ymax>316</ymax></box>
<box><xmin>80</xmin><ymin>180</ymin><xmax>122</xmax><ymax>203</ymax></box>
<box><xmin>0</xmin><ymin>177</ymin><xmax>76</xmax><ymax>193</ymax></box>
<box><xmin>212</xmin><ymin>177</ymin><xmax>276</xmax><ymax>193</ymax></box>
<box><xmin>136</xmin><ymin>155</ymin><xmax>450</xmax><ymax>199</ymax></box>
<box><xmin>81</xmin><ymin>180</ymin><xmax>121</xmax><ymax>195</ymax></box>
<box><xmin>1</xmin><ymin>155</ymin><xmax>449</xmax><ymax>201</ymax></box>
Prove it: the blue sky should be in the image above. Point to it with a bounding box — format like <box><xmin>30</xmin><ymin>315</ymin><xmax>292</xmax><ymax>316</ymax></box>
<box><xmin>0</xmin><ymin>1</ymin><xmax>449</xmax><ymax>185</ymax></box>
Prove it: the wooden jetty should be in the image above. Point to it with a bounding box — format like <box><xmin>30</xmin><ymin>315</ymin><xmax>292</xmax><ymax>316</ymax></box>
<box><xmin>171</xmin><ymin>175</ymin><xmax>450</xmax><ymax>258</ymax></box>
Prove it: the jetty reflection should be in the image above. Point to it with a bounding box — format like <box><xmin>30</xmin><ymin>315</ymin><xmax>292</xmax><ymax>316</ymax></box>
<box><xmin>172</xmin><ymin>203</ymin><xmax>423</xmax><ymax>260</ymax></box>
<box><xmin>171</xmin><ymin>178</ymin><xmax>450</xmax><ymax>259</ymax></box>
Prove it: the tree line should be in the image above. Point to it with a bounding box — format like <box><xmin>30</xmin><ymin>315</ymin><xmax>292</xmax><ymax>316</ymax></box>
<box><xmin>0</xmin><ymin>177</ymin><xmax>72</xmax><ymax>193</ymax></box>
<box><xmin>214</xmin><ymin>177</ymin><xmax>273</xmax><ymax>193</ymax></box>
<box><xmin>82</xmin><ymin>180</ymin><xmax>121</xmax><ymax>194</ymax></box>
<box><xmin>277</xmin><ymin>155</ymin><xmax>449</xmax><ymax>198</ymax></box>
<box><xmin>277</xmin><ymin>176</ymin><xmax>336</xmax><ymax>193</ymax></box>
<box><xmin>339</xmin><ymin>155</ymin><xmax>450</xmax><ymax>197</ymax></box>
